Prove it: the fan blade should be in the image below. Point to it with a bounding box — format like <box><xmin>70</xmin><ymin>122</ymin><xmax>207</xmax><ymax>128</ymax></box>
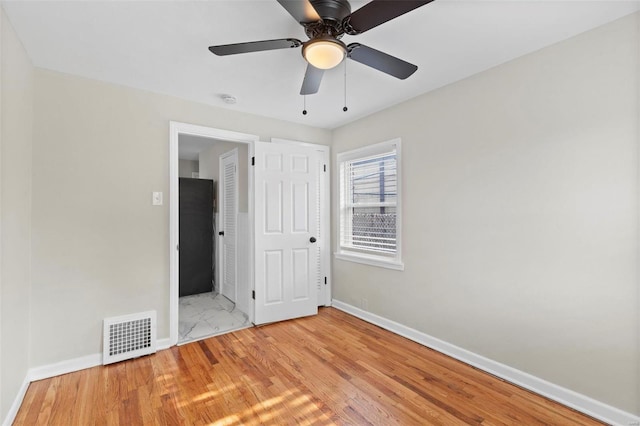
<box><xmin>277</xmin><ymin>0</ymin><xmax>321</xmax><ymax>24</ymax></box>
<box><xmin>345</xmin><ymin>0</ymin><xmax>434</xmax><ymax>34</ymax></box>
<box><xmin>209</xmin><ymin>39</ymin><xmax>302</xmax><ymax>56</ymax></box>
<box><xmin>347</xmin><ymin>43</ymin><xmax>417</xmax><ymax>79</ymax></box>
<box><xmin>300</xmin><ymin>64</ymin><xmax>324</xmax><ymax>95</ymax></box>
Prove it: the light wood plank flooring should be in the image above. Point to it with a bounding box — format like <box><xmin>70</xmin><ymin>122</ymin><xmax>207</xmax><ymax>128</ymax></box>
<box><xmin>14</xmin><ymin>308</ymin><xmax>603</xmax><ymax>425</ymax></box>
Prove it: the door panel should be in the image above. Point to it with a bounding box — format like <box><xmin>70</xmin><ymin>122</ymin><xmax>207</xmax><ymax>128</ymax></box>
<box><xmin>265</xmin><ymin>181</ymin><xmax>283</xmax><ymax>233</ymax></box>
<box><xmin>264</xmin><ymin>250</ymin><xmax>284</xmax><ymax>303</ymax></box>
<box><xmin>254</xmin><ymin>141</ymin><xmax>318</xmax><ymax>324</ymax></box>
<box><xmin>292</xmin><ymin>182</ymin><xmax>309</xmax><ymax>232</ymax></box>
<box><xmin>291</xmin><ymin>155</ymin><xmax>308</xmax><ymax>173</ymax></box>
<box><xmin>292</xmin><ymin>249</ymin><xmax>310</xmax><ymax>300</ymax></box>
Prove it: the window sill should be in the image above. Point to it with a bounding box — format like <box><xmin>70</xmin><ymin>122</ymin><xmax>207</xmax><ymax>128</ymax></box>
<box><xmin>334</xmin><ymin>252</ymin><xmax>404</xmax><ymax>271</ymax></box>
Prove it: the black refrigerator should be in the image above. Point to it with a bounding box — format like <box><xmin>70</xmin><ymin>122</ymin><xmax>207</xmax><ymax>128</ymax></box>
<box><xmin>179</xmin><ymin>178</ymin><xmax>214</xmax><ymax>297</ymax></box>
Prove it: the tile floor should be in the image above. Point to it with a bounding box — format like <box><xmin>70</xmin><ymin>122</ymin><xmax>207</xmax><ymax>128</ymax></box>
<box><xmin>178</xmin><ymin>292</ymin><xmax>251</xmax><ymax>344</ymax></box>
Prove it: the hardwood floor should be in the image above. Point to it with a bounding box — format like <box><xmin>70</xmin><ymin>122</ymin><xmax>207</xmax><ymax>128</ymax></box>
<box><xmin>14</xmin><ymin>308</ymin><xmax>603</xmax><ymax>425</ymax></box>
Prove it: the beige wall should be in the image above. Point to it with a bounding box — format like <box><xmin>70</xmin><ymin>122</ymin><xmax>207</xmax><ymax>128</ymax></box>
<box><xmin>178</xmin><ymin>159</ymin><xmax>198</xmax><ymax>178</ymax></box>
<box><xmin>30</xmin><ymin>69</ymin><xmax>331</xmax><ymax>367</ymax></box>
<box><xmin>331</xmin><ymin>13</ymin><xmax>640</xmax><ymax>415</ymax></box>
<box><xmin>0</xmin><ymin>8</ymin><xmax>33</xmax><ymax>420</ymax></box>
<box><xmin>198</xmin><ymin>141</ymin><xmax>249</xmax><ymax>213</ymax></box>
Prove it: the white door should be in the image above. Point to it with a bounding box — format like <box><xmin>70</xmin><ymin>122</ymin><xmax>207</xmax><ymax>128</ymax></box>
<box><xmin>219</xmin><ymin>149</ymin><xmax>238</xmax><ymax>302</ymax></box>
<box><xmin>271</xmin><ymin>138</ymin><xmax>331</xmax><ymax>306</ymax></box>
<box><xmin>254</xmin><ymin>141</ymin><xmax>318</xmax><ymax>324</ymax></box>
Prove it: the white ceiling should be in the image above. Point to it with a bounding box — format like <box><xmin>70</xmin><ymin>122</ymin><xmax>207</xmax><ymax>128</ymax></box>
<box><xmin>3</xmin><ymin>0</ymin><xmax>639</xmax><ymax>129</ymax></box>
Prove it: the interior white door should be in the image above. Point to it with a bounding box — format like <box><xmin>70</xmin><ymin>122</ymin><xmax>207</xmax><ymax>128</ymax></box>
<box><xmin>254</xmin><ymin>141</ymin><xmax>318</xmax><ymax>325</ymax></box>
<box><xmin>219</xmin><ymin>149</ymin><xmax>238</xmax><ymax>302</ymax></box>
<box><xmin>270</xmin><ymin>138</ymin><xmax>331</xmax><ymax>307</ymax></box>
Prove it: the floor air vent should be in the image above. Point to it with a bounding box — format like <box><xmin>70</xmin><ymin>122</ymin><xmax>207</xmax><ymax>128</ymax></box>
<box><xmin>103</xmin><ymin>311</ymin><xmax>157</xmax><ymax>365</ymax></box>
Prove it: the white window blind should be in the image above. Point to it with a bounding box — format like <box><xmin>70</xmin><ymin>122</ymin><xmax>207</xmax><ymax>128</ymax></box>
<box><xmin>337</xmin><ymin>139</ymin><xmax>403</xmax><ymax>270</ymax></box>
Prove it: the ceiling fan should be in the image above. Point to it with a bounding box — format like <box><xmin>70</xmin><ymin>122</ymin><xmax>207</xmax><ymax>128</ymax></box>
<box><xmin>209</xmin><ymin>0</ymin><xmax>434</xmax><ymax>95</ymax></box>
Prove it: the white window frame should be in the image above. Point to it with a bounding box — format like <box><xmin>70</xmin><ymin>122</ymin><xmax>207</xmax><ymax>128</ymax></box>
<box><xmin>335</xmin><ymin>138</ymin><xmax>404</xmax><ymax>271</ymax></box>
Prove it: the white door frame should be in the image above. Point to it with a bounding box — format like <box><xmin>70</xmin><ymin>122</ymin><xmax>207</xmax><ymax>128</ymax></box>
<box><xmin>271</xmin><ymin>138</ymin><xmax>331</xmax><ymax>306</ymax></box>
<box><xmin>169</xmin><ymin>121</ymin><xmax>258</xmax><ymax>346</ymax></box>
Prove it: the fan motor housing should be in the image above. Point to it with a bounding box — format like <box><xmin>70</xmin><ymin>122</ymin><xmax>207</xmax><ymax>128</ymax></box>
<box><xmin>309</xmin><ymin>0</ymin><xmax>351</xmax><ymax>22</ymax></box>
<box><xmin>304</xmin><ymin>0</ymin><xmax>352</xmax><ymax>39</ymax></box>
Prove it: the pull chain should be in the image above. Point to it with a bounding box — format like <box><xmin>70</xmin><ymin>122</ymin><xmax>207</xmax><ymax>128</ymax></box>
<box><xmin>343</xmin><ymin>59</ymin><xmax>348</xmax><ymax>112</ymax></box>
<box><xmin>302</xmin><ymin>95</ymin><xmax>307</xmax><ymax>115</ymax></box>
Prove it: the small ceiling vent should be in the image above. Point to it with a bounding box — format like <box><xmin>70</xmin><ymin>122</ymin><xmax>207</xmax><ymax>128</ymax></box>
<box><xmin>103</xmin><ymin>311</ymin><xmax>157</xmax><ymax>365</ymax></box>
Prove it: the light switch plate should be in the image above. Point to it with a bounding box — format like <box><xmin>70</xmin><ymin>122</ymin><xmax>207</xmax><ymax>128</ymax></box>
<box><xmin>152</xmin><ymin>192</ymin><xmax>163</xmax><ymax>206</ymax></box>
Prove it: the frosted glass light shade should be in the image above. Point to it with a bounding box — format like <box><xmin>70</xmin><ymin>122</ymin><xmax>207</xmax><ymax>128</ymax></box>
<box><xmin>303</xmin><ymin>39</ymin><xmax>346</xmax><ymax>70</ymax></box>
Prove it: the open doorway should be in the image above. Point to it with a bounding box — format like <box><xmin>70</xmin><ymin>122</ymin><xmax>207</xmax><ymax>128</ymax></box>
<box><xmin>169</xmin><ymin>123</ymin><xmax>258</xmax><ymax>346</ymax></box>
<box><xmin>177</xmin><ymin>136</ymin><xmax>251</xmax><ymax>344</ymax></box>
<box><xmin>169</xmin><ymin>122</ymin><xmax>332</xmax><ymax>345</ymax></box>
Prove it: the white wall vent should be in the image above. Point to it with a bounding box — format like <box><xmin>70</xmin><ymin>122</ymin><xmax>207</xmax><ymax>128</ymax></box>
<box><xmin>103</xmin><ymin>310</ymin><xmax>157</xmax><ymax>365</ymax></box>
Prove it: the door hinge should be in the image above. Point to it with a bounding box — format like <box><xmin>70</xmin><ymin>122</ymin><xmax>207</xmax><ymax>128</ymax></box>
<box><xmin>323</xmin><ymin>164</ymin><xmax>326</xmax><ymax>172</ymax></box>
<box><xmin>324</xmin><ymin>276</ymin><xmax>327</xmax><ymax>285</ymax></box>
<box><xmin>176</xmin><ymin>244</ymin><xmax>179</xmax><ymax>251</ymax></box>
<box><xmin>251</xmin><ymin>157</ymin><xmax>255</xmax><ymax>166</ymax></box>
<box><xmin>252</xmin><ymin>290</ymin><xmax>255</xmax><ymax>300</ymax></box>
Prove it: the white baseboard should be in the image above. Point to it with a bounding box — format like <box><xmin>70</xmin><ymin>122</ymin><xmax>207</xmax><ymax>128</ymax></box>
<box><xmin>3</xmin><ymin>336</ymin><xmax>173</xmax><ymax>426</ymax></box>
<box><xmin>29</xmin><ymin>337</ymin><xmax>172</xmax><ymax>382</ymax></box>
<box><xmin>28</xmin><ymin>352</ymin><xmax>103</xmax><ymax>382</ymax></box>
<box><xmin>331</xmin><ymin>299</ymin><xmax>640</xmax><ymax>426</ymax></box>
<box><xmin>157</xmin><ymin>337</ymin><xmax>172</xmax><ymax>351</ymax></box>
<box><xmin>2</xmin><ymin>375</ymin><xmax>30</xmax><ymax>426</ymax></box>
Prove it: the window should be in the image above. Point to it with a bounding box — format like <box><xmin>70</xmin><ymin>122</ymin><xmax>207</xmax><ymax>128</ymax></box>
<box><xmin>336</xmin><ymin>139</ymin><xmax>403</xmax><ymax>270</ymax></box>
